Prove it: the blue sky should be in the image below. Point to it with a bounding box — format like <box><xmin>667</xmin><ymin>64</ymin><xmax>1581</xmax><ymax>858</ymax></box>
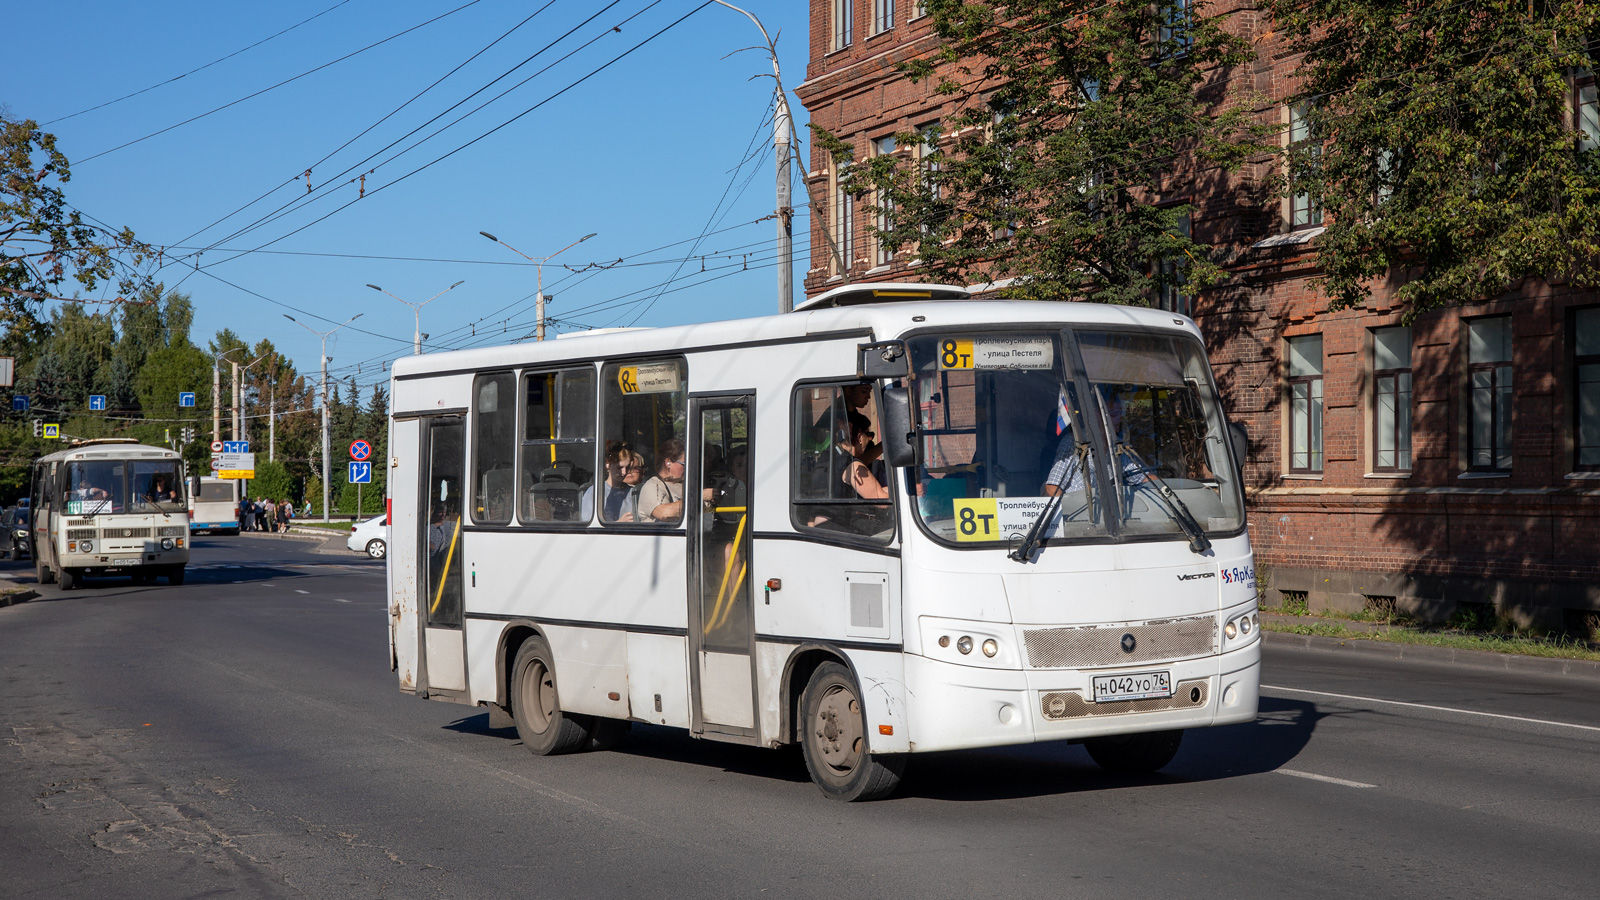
<box><xmin>6</xmin><ymin>0</ymin><xmax>811</xmax><ymax>395</ymax></box>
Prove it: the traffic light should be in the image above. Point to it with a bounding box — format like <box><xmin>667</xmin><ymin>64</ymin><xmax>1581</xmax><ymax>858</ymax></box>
<box><xmin>183</xmin><ymin>426</ymin><xmax>196</xmax><ymax>443</ymax></box>
<box><xmin>31</xmin><ymin>420</ymin><xmax>40</xmax><ymax>438</ymax></box>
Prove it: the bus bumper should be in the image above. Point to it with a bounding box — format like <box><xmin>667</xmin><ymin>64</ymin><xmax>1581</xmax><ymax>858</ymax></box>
<box><xmin>900</xmin><ymin>639</ymin><xmax>1261</xmax><ymax>754</ymax></box>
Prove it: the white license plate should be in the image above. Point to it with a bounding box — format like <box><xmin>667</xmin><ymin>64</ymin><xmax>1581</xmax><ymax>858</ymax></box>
<box><xmin>1092</xmin><ymin>670</ymin><xmax>1173</xmax><ymax>703</ymax></box>
<box><xmin>112</xmin><ymin>558</ymin><xmax>140</xmax><ymax>566</ymax></box>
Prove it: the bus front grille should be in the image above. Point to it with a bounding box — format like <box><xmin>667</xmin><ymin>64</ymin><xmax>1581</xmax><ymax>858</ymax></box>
<box><xmin>1023</xmin><ymin>616</ymin><xmax>1215</xmax><ymax>668</ymax></box>
<box><xmin>104</xmin><ymin>527</ymin><xmax>152</xmax><ymax>539</ymax></box>
<box><xmin>157</xmin><ymin>526</ymin><xmax>185</xmax><ymax>537</ymax></box>
<box><xmin>1039</xmin><ymin>678</ymin><xmax>1210</xmax><ymax>720</ymax></box>
<box><xmin>67</xmin><ymin>528</ymin><xmax>97</xmax><ymax>541</ymax></box>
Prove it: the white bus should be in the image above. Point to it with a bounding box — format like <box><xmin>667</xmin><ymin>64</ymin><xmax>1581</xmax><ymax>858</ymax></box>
<box><xmin>189</xmin><ymin>476</ymin><xmax>240</xmax><ymax>535</ymax></box>
<box><xmin>31</xmin><ymin>439</ymin><xmax>191</xmax><ymax>589</ymax></box>
<box><xmin>387</xmin><ymin>284</ymin><xmax>1259</xmax><ymax>800</ymax></box>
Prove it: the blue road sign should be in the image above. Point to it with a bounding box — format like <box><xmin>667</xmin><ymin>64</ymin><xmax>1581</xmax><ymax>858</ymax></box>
<box><xmin>179</xmin><ymin>392</ymin><xmax>196</xmax><ymax>408</ymax></box>
<box><xmin>89</xmin><ymin>395</ymin><xmax>107</xmax><ymax>411</ymax></box>
<box><xmin>11</xmin><ymin>396</ymin><xmax>26</xmax><ymax>411</ymax></box>
<box><xmin>348</xmin><ymin>461</ymin><xmax>372</xmax><ymax>484</ymax></box>
<box><xmin>222</xmin><ymin>441</ymin><xmax>250</xmax><ymax>454</ymax></box>
<box><xmin>349</xmin><ymin>439</ymin><xmax>372</xmax><ymax>461</ymax></box>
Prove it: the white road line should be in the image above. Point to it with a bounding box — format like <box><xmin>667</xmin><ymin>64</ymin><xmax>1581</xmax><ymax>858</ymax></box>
<box><xmin>1263</xmin><ymin>684</ymin><xmax>1600</xmax><ymax>734</ymax></box>
<box><xmin>1276</xmin><ymin>768</ymin><xmax>1376</xmax><ymax>789</ymax></box>
<box><xmin>294</xmin><ymin>589</ymin><xmax>309</xmax><ymax>594</ymax></box>
<box><xmin>332</xmin><ymin>598</ymin><xmax>349</xmax><ymax>603</ymax></box>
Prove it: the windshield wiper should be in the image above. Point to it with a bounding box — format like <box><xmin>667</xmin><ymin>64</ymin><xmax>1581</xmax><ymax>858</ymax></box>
<box><xmin>1009</xmin><ymin>439</ymin><xmax>1093</xmax><ymax>563</ymax></box>
<box><xmin>1116</xmin><ymin>443</ymin><xmax>1211</xmax><ymax>555</ymax></box>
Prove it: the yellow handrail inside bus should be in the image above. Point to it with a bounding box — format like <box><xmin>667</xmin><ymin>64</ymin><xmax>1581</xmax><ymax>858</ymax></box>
<box><xmin>706</xmin><ymin>509</ymin><xmax>748</xmax><ymax>634</ymax></box>
<box><xmin>430</xmin><ymin>517</ymin><xmax>462</xmax><ymax>615</ymax></box>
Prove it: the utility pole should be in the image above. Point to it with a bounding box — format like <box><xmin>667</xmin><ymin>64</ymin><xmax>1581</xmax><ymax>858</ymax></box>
<box><xmin>711</xmin><ymin>1</ymin><xmax>793</xmax><ymax>312</ymax></box>
<box><xmin>212</xmin><ymin>360</ymin><xmax>221</xmax><ymax>445</ymax></box>
<box><xmin>269</xmin><ymin>389</ymin><xmax>275</xmax><ymax>462</ymax></box>
<box><xmin>230</xmin><ymin>361</ymin><xmax>241</xmax><ymax>442</ymax></box>
<box><xmin>285</xmin><ymin>313</ymin><xmax>362</xmax><ymax>522</ymax></box>
<box><xmin>478</xmin><ymin>232</ymin><xmax>597</xmax><ymax>339</ymax></box>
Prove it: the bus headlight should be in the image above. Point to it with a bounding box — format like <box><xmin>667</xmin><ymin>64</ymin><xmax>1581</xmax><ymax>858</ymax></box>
<box><xmin>1225</xmin><ymin>620</ymin><xmax>1238</xmax><ymax>639</ymax></box>
<box><xmin>80</xmin><ymin>540</ymin><xmax>94</xmax><ymax>554</ymax></box>
<box><xmin>161</xmin><ymin>538</ymin><xmax>175</xmax><ymax>550</ymax></box>
<box><xmin>982</xmin><ymin>639</ymin><xmax>999</xmax><ymax>658</ymax></box>
<box><xmin>956</xmin><ymin>636</ymin><xmax>973</xmax><ymax>655</ymax></box>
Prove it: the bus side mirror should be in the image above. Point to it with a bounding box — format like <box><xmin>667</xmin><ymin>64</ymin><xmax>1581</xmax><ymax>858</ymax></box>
<box><xmin>1228</xmin><ymin>420</ymin><xmax>1249</xmax><ymax>470</ymax></box>
<box><xmin>880</xmin><ymin>386</ymin><xmax>917</xmax><ymax>469</ymax></box>
<box><xmin>857</xmin><ymin>341</ymin><xmax>910</xmax><ymax>380</ymax></box>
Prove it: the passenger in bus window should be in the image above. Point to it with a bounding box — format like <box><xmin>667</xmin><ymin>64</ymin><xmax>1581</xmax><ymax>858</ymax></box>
<box><xmin>582</xmin><ymin>441</ymin><xmax>643</xmax><ymax>523</ymax></box>
<box><xmin>74</xmin><ymin>477</ymin><xmax>108</xmax><ymax>502</ymax></box>
<box><xmin>843</xmin><ymin>412</ymin><xmax>888</xmax><ymax>500</ymax></box>
<box><xmin>636</xmin><ymin>438</ymin><xmax>686</xmax><ymax>523</ymax></box>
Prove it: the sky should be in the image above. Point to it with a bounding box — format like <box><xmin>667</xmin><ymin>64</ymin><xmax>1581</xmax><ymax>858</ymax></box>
<box><xmin>6</xmin><ymin>0</ymin><xmax>812</xmax><ymax>398</ymax></box>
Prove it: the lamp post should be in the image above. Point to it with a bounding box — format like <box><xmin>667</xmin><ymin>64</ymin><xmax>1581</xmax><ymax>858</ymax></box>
<box><xmin>365</xmin><ymin>280</ymin><xmax>464</xmax><ymax>355</ymax></box>
<box><xmin>478</xmin><ymin>231</ymin><xmax>596</xmax><ymax>340</ymax></box>
<box><xmin>234</xmin><ymin>353</ymin><xmax>269</xmax><ymax>442</ymax></box>
<box><xmin>709</xmin><ymin>0</ymin><xmax>794</xmax><ymax>313</ymax></box>
<box><xmin>284</xmin><ymin>312</ymin><xmax>364</xmax><ymax>522</ymax></box>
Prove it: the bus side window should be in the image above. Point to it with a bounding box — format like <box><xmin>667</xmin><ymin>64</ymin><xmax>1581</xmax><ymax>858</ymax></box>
<box><xmin>521</xmin><ymin>367</ymin><xmax>596</xmax><ymax>524</ymax></box>
<box><xmin>790</xmin><ymin>382</ymin><xmax>893</xmax><ymax>541</ymax></box>
<box><xmin>472</xmin><ymin>372</ymin><xmax>518</xmax><ymax>525</ymax></box>
<box><xmin>600</xmin><ymin>358</ymin><xmax>687</xmax><ymax>526</ymax></box>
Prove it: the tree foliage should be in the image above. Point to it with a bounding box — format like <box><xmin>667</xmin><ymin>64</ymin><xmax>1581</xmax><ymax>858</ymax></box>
<box><xmin>818</xmin><ymin>0</ymin><xmax>1271</xmax><ymax>304</ymax></box>
<box><xmin>1</xmin><ymin>111</ymin><xmax>154</xmax><ymax>321</ymax></box>
<box><xmin>1266</xmin><ymin>0</ymin><xmax>1600</xmax><ymax>318</ymax></box>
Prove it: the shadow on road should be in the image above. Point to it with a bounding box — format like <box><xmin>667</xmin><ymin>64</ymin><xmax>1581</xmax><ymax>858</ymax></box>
<box><xmin>442</xmin><ymin>695</ymin><xmax>1329</xmax><ymax>801</ymax></box>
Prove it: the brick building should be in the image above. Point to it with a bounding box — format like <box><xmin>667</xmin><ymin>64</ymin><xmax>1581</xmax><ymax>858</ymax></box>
<box><xmin>794</xmin><ymin>1</ymin><xmax>1600</xmax><ymax>630</ymax></box>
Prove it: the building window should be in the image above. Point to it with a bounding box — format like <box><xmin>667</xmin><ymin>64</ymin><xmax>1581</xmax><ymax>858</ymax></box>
<box><xmin>1578</xmin><ymin>73</ymin><xmax>1599</xmax><ymax>152</ymax></box>
<box><xmin>832</xmin><ymin>161</ymin><xmax>855</xmax><ymax>275</ymax></box>
<box><xmin>1467</xmin><ymin>316</ymin><xmax>1513</xmax><ymax>471</ymax></box>
<box><xmin>1159</xmin><ymin>0</ymin><xmax>1192</xmax><ymax>57</ymax></box>
<box><xmin>912</xmin><ymin>1</ymin><xmax>928</xmax><ymax>18</ymax></box>
<box><xmin>1153</xmin><ymin>211</ymin><xmax>1192</xmax><ymax>317</ymax></box>
<box><xmin>918</xmin><ymin>123</ymin><xmax>941</xmax><ymax>236</ymax></box>
<box><xmin>1373</xmin><ymin>326</ymin><xmax>1412</xmax><ymax>472</ymax></box>
<box><xmin>1287</xmin><ymin>334</ymin><xmax>1323</xmax><ymax>473</ymax></box>
<box><xmin>832</xmin><ymin>0</ymin><xmax>853</xmax><ymax>51</ymax></box>
<box><xmin>1289</xmin><ymin>103</ymin><xmax>1322</xmax><ymax>229</ymax></box>
<box><xmin>872</xmin><ymin>0</ymin><xmax>894</xmax><ymax>34</ymax></box>
<box><xmin>1575</xmin><ymin>307</ymin><xmax>1600</xmax><ymax>470</ymax></box>
<box><xmin>872</xmin><ymin>135</ymin><xmax>896</xmax><ymax>266</ymax></box>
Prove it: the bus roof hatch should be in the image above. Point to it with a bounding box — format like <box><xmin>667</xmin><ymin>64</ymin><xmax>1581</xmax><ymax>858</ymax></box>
<box><xmin>793</xmin><ymin>282</ymin><xmax>971</xmax><ymax>313</ymax></box>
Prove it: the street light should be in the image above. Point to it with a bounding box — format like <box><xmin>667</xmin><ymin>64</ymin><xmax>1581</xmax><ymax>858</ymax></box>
<box><xmin>285</xmin><ymin>312</ymin><xmax>364</xmax><ymax>523</ymax></box>
<box><xmin>479</xmin><ymin>230</ymin><xmax>596</xmax><ymax>340</ymax></box>
<box><xmin>366</xmin><ymin>280</ymin><xmax>464</xmax><ymax>355</ymax></box>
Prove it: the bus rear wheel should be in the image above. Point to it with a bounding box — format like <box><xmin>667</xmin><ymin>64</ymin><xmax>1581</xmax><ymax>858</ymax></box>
<box><xmin>511</xmin><ymin>636</ymin><xmax>591</xmax><ymax>756</ymax></box>
<box><xmin>800</xmin><ymin>662</ymin><xmax>905</xmax><ymax>801</ymax></box>
<box><xmin>1084</xmin><ymin>729</ymin><xmax>1184</xmax><ymax>774</ymax></box>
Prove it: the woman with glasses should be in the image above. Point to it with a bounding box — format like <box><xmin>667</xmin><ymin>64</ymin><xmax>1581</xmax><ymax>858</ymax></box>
<box><xmin>581</xmin><ymin>441</ymin><xmax>645</xmax><ymax>523</ymax></box>
<box><xmin>636</xmin><ymin>438</ymin><xmax>687</xmax><ymax>523</ymax></box>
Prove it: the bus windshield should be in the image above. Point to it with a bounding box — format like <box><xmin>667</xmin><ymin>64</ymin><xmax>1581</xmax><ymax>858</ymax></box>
<box><xmin>907</xmin><ymin>329</ymin><xmax>1244</xmax><ymax>547</ymax></box>
<box><xmin>64</xmin><ymin>459</ymin><xmax>185</xmax><ymax>515</ymax></box>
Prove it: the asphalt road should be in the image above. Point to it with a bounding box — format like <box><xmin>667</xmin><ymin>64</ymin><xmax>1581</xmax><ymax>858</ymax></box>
<box><xmin>2</xmin><ymin>535</ymin><xmax>1598</xmax><ymax>899</ymax></box>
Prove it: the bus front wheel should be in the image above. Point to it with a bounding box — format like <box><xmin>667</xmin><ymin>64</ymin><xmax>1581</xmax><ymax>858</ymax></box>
<box><xmin>35</xmin><ymin>559</ymin><xmax>54</xmax><ymax>585</ymax></box>
<box><xmin>167</xmin><ymin>566</ymin><xmax>186</xmax><ymax>586</ymax></box>
<box><xmin>58</xmin><ymin>567</ymin><xmax>78</xmax><ymax>591</ymax></box>
<box><xmin>1084</xmin><ymin>729</ymin><xmax>1184</xmax><ymax>775</ymax></box>
<box><xmin>800</xmin><ymin>662</ymin><xmax>905</xmax><ymax>801</ymax></box>
<box><xmin>510</xmin><ymin>636</ymin><xmax>591</xmax><ymax>756</ymax></box>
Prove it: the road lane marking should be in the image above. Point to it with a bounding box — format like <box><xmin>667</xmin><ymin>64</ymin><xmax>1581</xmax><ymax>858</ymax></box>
<box><xmin>1263</xmin><ymin>684</ymin><xmax>1600</xmax><ymax>734</ymax></box>
<box><xmin>294</xmin><ymin>589</ymin><xmax>309</xmax><ymax>594</ymax></box>
<box><xmin>333</xmin><ymin>598</ymin><xmax>349</xmax><ymax>603</ymax></box>
<box><xmin>1276</xmin><ymin>769</ymin><xmax>1376</xmax><ymax>789</ymax></box>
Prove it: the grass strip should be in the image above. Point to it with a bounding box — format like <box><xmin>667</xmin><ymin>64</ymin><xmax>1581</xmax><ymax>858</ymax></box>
<box><xmin>1263</xmin><ymin>620</ymin><xmax>1600</xmax><ymax>662</ymax></box>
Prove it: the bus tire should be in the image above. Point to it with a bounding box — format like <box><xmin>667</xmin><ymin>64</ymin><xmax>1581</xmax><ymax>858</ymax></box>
<box><xmin>510</xmin><ymin>637</ymin><xmax>591</xmax><ymax>756</ymax></box>
<box><xmin>167</xmin><ymin>566</ymin><xmax>186</xmax><ymax>586</ymax></box>
<box><xmin>800</xmin><ymin>661</ymin><xmax>905</xmax><ymax>801</ymax></box>
<box><xmin>58</xmin><ymin>567</ymin><xmax>78</xmax><ymax>591</ymax></box>
<box><xmin>586</xmin><ymin>717</ymin><xmax>631</xmax><ymax>752</ymax></box>
<box><xmin>36</xmin><ymin>559</ymin><xmax>54</xmax><ymax>585</ymax></box>
<box><xmin>1084</xmin><ymin>729</ymin><xmax>1184</xmax><ymax>775</ymax></box>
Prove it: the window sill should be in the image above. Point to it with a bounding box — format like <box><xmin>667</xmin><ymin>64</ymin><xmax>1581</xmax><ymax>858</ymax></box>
<box><xmin>1363</xmin><ymin>472</ymin><xmax>1411</xmax><ymax>479</ymax></box>
<box><xmin>865</xmin><ymin>28</ymin><xmax>896</xmax><ymax>44</ymax></box>
<box><xmin>1282</xmin><ymin>473</ymin><xmax>1323</xmax><ymax>480</ymax></box>
<box><xmin>1252</xmin><ymin>226</ymin><xmax>1325</xmax><ymax>249</ymax></box>
<box><xmin>1564</xmin><ymin>472</ymin><xmax>1600</xmax><ymax>480</ymax></box>
<box><xmin>865</xmin><ymin>264</ymin><xmax>891</xmax><ymax>276</ymax></box>
<box><xmin>1457</xmin><ymin>472</ymin><xmax>1511</xmax><ymax>480</ymax></box>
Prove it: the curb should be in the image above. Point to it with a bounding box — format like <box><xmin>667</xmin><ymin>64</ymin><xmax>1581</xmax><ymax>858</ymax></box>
<box><xmin>1263</xmin><ymin>628</ymin><xmax>1600</xmax><ymax>683</ymax></box>
<box><xmin>0</xmin><ymin>586</ymin><xmax>38</xmax><ymax>608</ymax></box>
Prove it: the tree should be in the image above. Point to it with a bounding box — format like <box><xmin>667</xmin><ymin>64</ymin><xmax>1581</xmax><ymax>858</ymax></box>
<box><xmin>819</xmin><ymin>0</ymin><xmax>1271</xmax><ymax>304</ymax></box>
<box><xmin>1265</xmin><ymin>0</ymin><xmax>1600</xmax><ymax>318</ymax></box>
<box><xmin>1</xmin><ymin>110</ymin><xmax>154</xmax><ymax>321</ymax></box>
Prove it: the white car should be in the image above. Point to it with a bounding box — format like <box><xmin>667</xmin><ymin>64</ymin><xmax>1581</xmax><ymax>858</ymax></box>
<box><xmin>347</xmin><ymin>514</ymin><xmax>388</xmax><ymax>559</ymax></box>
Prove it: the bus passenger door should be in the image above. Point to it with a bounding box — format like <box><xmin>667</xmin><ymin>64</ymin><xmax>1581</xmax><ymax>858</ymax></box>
<box><xmin>419</xmin><ymin>417</ymin><xmax>467</xmax><ymax>695</ymax></box>
<box><xmin>688</xmin><ymin>394</ymin><xmax>756</xmax><ymax>736</ymax></box>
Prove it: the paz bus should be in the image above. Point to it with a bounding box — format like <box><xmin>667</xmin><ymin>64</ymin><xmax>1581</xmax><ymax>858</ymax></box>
<box><xmin>31</xmin><ymin>439</ymin><xmax>191</xmax><ymax>590</ymax></box>
<box><xmin>386</xmin><ymin>283</ymin><xmax>1259</xmax><ymax>800</ymax></box>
